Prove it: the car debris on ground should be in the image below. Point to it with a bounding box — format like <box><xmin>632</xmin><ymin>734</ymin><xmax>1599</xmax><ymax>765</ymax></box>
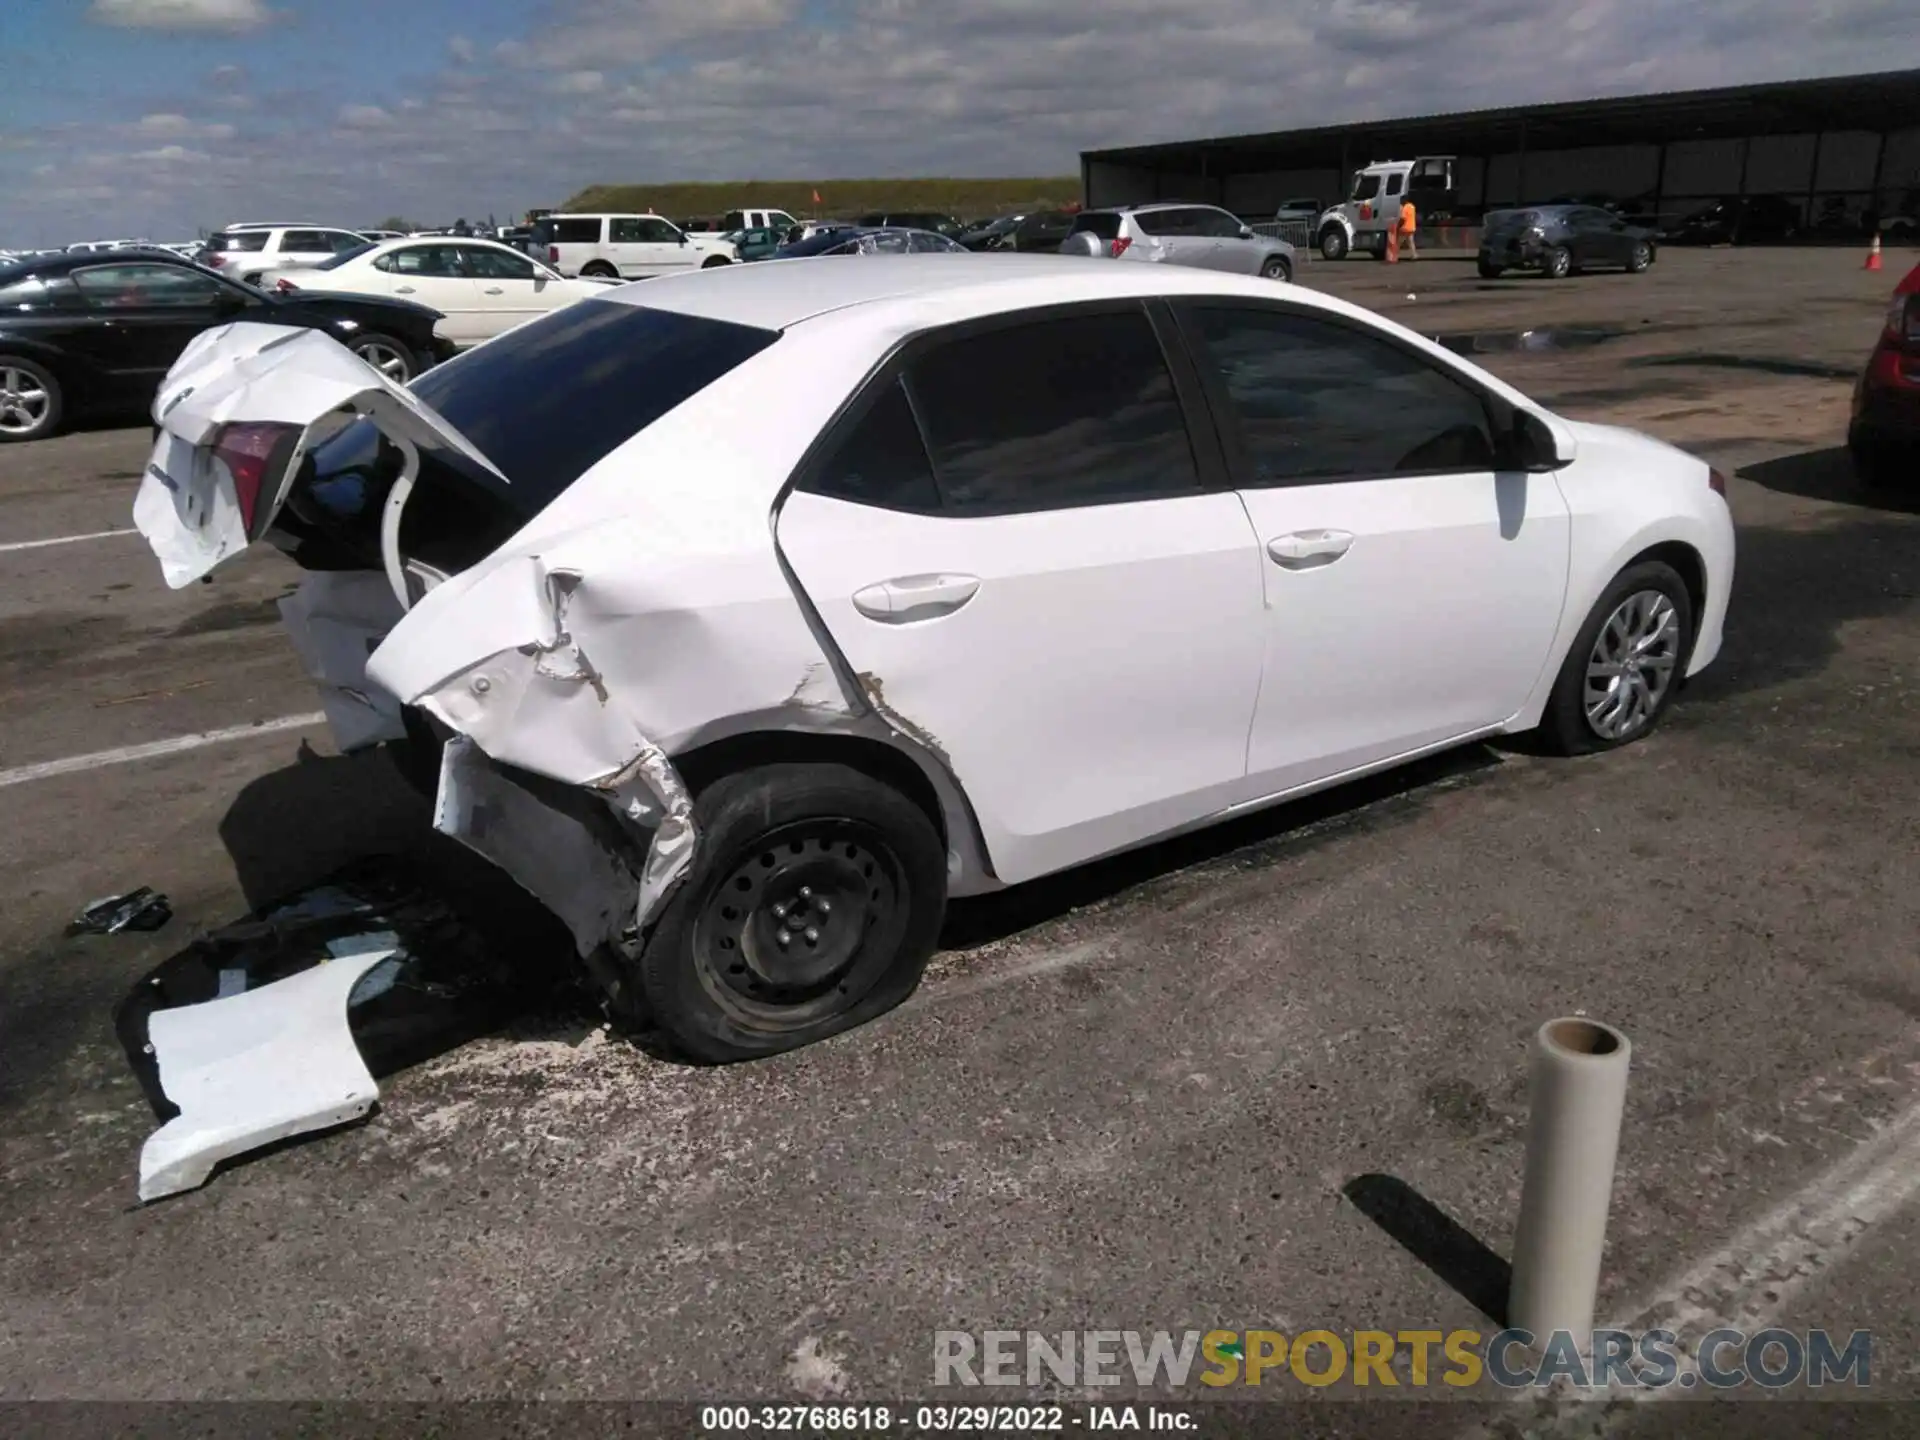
<box><xmin>67</xmin><ymin>887</ymin><xmax>172</xmax><ymax>936</ymax></box>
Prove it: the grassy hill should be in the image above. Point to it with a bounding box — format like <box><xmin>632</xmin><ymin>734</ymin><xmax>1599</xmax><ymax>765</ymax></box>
<box><xmin>560</xmin><ymin>177</ymin><xmax>1082</xmax><ymax>223</ymax></box>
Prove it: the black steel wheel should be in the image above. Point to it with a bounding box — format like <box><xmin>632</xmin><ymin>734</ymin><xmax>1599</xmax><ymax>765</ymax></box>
<box><xmin>630</xmin><ymin>761</ymin><xmax>947</xmax><ymax>1062</ymax></box>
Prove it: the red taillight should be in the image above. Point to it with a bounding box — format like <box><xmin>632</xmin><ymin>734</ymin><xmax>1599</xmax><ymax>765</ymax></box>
<box><xmin>548</xmin><ymin>245</ymin><xmax>560</xmax><ymax>263</ymax></box>
<box><xmin>1885</xmin><ymin>294</ymin><xmax>1919</xmax><ymax>345</ymax></box>
<box><xmin>274</xmin><ymin>276</ymin><xmax>297</xmax><ymax>294</ymax></box>
<box><xmin>206</xmin><ymin>252</ymin><xmax>226</xmax><ymax>267</ymax></box>
<box><xmin>1111</xmin><ymin>235</ymin><xmax>1131</xmax><ymax>257</ymax></box>
<box><xmin>1708</xmin><ymin>467</ymin><xmax>1728</xmax><ymax>497</ymax></box>
<box><xmin>212</xmin><ymin>422</ymin><xmax>298</xmax><ymax>538</ymax></box>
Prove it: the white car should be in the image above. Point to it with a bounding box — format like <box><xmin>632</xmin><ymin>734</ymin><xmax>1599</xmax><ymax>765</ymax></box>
<box><xmin>271</xmin><ymin>236</ymin><xmax>616</xmax><ymax>347</ymax></box>
<box><xmin>536</xmin><ymin>212</ymin><xmax>738</xmax><ymax>278</ymax></box>
<box><xmin>134</xmin><ymin>256</ymin><xmax>1733</xmax><ymax>1078</ymax></box>
<box><xmin>197</xmin><ymin>224</ymin><xmax>371</xmax><ymax>285</ymax></box>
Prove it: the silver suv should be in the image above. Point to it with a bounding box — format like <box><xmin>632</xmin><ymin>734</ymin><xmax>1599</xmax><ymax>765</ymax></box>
<box><xmin>195</xmin><ymin>225</ymin><xmax>371</xmax><ymax>287</ymax></box>
<box><xmin>1058</xmin><ymin>203</ymin><xmax>1295</xmax><ymax>280</ymax></box>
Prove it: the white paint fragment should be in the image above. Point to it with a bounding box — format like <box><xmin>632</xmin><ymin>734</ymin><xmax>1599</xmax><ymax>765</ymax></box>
<box><xmin>275</xmin><ymin>570</ymin><xmax>408</xmax><ymax>751</ymax></box>
<box><xmin>138</xmin><ymin>949</ymin><xmax>392</xmax><ymax>1202</ymax></box>
<box><xmin>787</xmin><ymin>1336</ymin><xmax>850</xmax><ymax>1400</ymax></box>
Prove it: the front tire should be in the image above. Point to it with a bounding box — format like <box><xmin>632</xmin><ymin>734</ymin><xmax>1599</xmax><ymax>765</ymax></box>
<box><xmin>1537</xmin><ymin>561</ymin><xmax>1694</xmax><ymax>755</ymax></box>
<box><xmin>1260</xmin><ymin>255</ymin><xmax>1292</xmax><ymax>281</ymax></box>
<box><xmin>1626</xmin><ymin>241</ymin><xmax>1652</xmax><ymax>273</ymax></box>
<box><xmin>628</xmin><ymin>762</ymin><xmax>948</xmax><ymax>1063</ymax></box>
<box><xmin>701</xmin><ymin>255</ymin><xmax>732</xmax><ymax>268</ymax></box>
<box><xmin>1318</xmin><ymin>227</ymin><xmax>1349</xmax><ymax>261</ymax></box>
<box><xmin>1542</xmin><ymin>245</ymin><xmax>1573</xmax><ymax>279</ymax></box>
<box><xmin>0</xmin><ymin>356</ymin><xmax>63</xmax><ymax>444</ymax></box>
<box><xmin>1477</xmin><ymin>257</ymin><xmax>1504</xmax><ymax>278</ymax></box>
<box><xmin>348</xmin><ymin>333</ymin><xmax>416</xmax><ymax>383</ymax></box>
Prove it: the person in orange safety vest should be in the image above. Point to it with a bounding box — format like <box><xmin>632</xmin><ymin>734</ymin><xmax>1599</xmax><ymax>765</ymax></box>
<box><xmin>1399</xmin><ymin>198</ymin><xmax>1418</xmax><ymax>259</ymax></box>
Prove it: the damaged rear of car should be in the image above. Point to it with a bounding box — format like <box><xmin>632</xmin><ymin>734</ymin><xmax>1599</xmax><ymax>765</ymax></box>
<box><xmin>134</xmin><ymin>294</ymin><xmax>975</xmax><ymax>1094</ymax></box>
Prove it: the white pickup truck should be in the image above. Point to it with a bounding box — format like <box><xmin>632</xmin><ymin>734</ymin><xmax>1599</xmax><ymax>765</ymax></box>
<box><xmin>536</xmin><ymin>212</ymin><xmax>738</xmax><ymax>278</ymax></box>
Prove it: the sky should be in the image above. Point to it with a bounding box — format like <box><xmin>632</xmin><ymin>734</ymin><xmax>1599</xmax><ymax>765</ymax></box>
<box><xmin>0</xmin><ymin>0</ymin><xmax>1912</xmax><ymax>245</ymax></box>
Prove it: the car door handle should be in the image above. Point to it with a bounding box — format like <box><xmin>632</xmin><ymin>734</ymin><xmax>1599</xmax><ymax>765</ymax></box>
<box><xmin>1267</xmin><ymin>529</ymin><xmax>1355</xmax><ymax>568</ymax></box>
<box><xmin>395</xmin><ymin>285</ymin><xmax>417</xmax><ymax>294</ymax></box>
<box><xmin>851</xmin><ymin>573</ymin><xmax>980</xmax><ymax>623</ymax></box>
<box><xmin>483</xmin><ymin>287</ymin><xmax>504</xmax><ymax>295</ymax></box>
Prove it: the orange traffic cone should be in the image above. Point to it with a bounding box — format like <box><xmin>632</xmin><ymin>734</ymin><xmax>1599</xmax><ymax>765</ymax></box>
<box><xmin>1385</xmin><ymin>226</ymin><xmax>1400</xmax><ymax>263</ymax></box>
<box><xmin>1866</xmin><ymin>233</ymin><xmax>1883</xmax><ymax>271</ymax></box>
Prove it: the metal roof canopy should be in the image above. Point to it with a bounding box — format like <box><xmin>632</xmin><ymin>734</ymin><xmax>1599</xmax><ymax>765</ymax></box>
<box><xmin>1083</xmin><ymin>69</ymin><xmax>1920</xmax><ymax>174</ymax></box>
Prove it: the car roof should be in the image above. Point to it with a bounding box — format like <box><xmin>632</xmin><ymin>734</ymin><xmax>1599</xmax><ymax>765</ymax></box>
<box><xmin>599</xmin><ymin>252</ymin><xmax>1356</xmax><ymax>333</ymax></box>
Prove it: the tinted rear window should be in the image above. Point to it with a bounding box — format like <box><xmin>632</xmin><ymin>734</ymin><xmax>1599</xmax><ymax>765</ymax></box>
<box><xmin>1069</xmin><ymin>213</ymin><xmax>1122</xmax><ymax>240</ymax></box>
<box><xmin>550</xmin><ymin>218</ymin><xmax>603</xmax><ymax>244</ymax></box>
<box><xmin>206</xmin><ymin>231</ymin><xmax>270</xmax><ymax>252</ymax></box>
<box><xmin>406</xmin><ymin>300</ymin><xmax>779</xmax><ymax>515</ymax></box>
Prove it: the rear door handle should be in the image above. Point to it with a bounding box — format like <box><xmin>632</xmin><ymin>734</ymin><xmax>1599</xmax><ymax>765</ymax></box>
<box><xmin>851</xmin><ymin>573</ymin><xmax>980</xmax><ymax>623</ymax></box>
<box><xmin>483</xmin><ymin>287</ymin><xmax>504</xmax><ymax>295</ymax></box>
<box><xmin>1267</xmin><ymin>529</ymin><xmax>1355</xmax><ymax>569</ymax></box>
<box><xmin>395</xmin><ymin>285</ymin><xmax>417</xmax><ymax>294</ymax></box>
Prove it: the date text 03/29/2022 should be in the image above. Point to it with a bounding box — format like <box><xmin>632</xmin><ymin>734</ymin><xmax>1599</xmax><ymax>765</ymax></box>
<box><xmin>699</xmin><ymin>1406</ymin><xmax>1194</xmax><ymax>1432</ymax></box>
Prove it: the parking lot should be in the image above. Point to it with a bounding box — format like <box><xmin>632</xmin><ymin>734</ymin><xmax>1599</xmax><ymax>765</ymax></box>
<box><xmin>2</xmin><ymin>246</ymin><xmax>1917</xmax><ymax>1429</ymax></box>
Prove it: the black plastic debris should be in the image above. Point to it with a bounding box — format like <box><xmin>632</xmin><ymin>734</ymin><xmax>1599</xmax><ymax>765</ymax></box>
<box><xmin>113</xmin><ymin>856</ymin><xmax>552</xmax><ymax>1122</ymax></box>
<box><xmin>68</xmin><ymin>887</ymin><xmax>173</xmax><ymax>937</ymax></box>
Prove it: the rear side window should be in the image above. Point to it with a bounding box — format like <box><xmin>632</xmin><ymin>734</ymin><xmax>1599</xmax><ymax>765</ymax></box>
<box><xmin>803</xmin><ymin>379</ymin><xmax>941</xmax><ymax>511</ymax></box>
<box><xmin>206</xmin><ymin>231</ymin><xmax>269</xmax><ymax>252</ymax></box>
<box><xmin>1184</xmin><ymin>305</ymin><xmax>1497</xmax><ymax>485</ymax></box>
<box><xmin>551</xmin><ymin>218</ymin><xmax>602</xmax><ymax>244</ymax></box>
<box><xmin>1068</xmin><ymin>212</ymin><xmax>1122</xmax><ymax>240</ymax></box>
<box><xmin>1131</xmin><ymin>209</ymin><xmax>1190</xmax><ymax>237</ymax></box>
<box><xmin>905</xmin><ymin>308</ymin><xmax>1199</xmax><ymax>513</ymax></box>
<box><xmin>405</xmin><ymin>301</ymin><xmax>780</xmax><ymax>516</ymax></box>
<box><xmin>280</xmin><ymin>230</ymin><xmax>337</xmax><ymax>252</ymax></box>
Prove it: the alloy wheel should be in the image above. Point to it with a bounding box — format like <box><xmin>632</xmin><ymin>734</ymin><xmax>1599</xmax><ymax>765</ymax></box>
<box><xmin>1584</xmin><ymin>589</ymin><xmax>1680</xmax><ymax>741</ymax></box>
<box><xmin>352</xmin><ymin>340</ymin><xmax>411</xmax><ymax>382</ymax></box>
<box><xmin>0</xmin><ymin>367</ymin><xmax>51</xmax><ymax>437</ymax></box>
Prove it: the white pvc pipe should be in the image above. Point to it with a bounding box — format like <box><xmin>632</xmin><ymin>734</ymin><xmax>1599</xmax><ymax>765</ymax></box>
<box><xmin>1507</xmin><ymin>1016</ymin><xmax>1633</xmax><ymax>1347</ymax></box>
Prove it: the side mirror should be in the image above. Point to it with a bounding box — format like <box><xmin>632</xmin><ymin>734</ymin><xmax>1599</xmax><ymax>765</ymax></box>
<box><xmin>1239</xmin><ymin>225</ymin><xmax>1254</xmax><ymax>239</ymax></box>
<box><xmin>1510</xmin><ymin>409</ymin><xmax>1564</xmax><ymax>469</ymax></box>
<box><xmin>216</xmin><ymin>288</ymin><xmax>251</xmax><ymax>312</ymax></box>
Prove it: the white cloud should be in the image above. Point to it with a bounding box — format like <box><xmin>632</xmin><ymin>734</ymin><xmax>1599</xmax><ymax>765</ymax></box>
<box><xmin>553</xmin><ymin>69</ymin><xmax>606</xmax><ymax>94</ymax></box>
<box><xmin>449</xmin><ymin>34</ymin><xmax>477</xmax><ymax>64</ymax></box>
<box><xmin>87</xmin><ymin>0</ymin><xmax>277</xmax><ymax>33</ymax></box>
<box><xmin>132</xmin><ymin>145</ymin><xmax>210</xmax><ymax>163</ymax></box>
<box><xmin>336</xmin><ymin>104</ymin><xmax>395</xmax><ymax>130</ymax></box>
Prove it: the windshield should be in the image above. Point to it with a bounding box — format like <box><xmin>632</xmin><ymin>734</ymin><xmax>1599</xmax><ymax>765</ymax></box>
<box><xmin>1350</xmin><ymin>172</ymin><xmax>1381</xmax><ymax>201</ymax></box>
<box><xmin>312</xmin><ymin>241</ymin><xmax>379</xmax><ymax>270</ymax></box>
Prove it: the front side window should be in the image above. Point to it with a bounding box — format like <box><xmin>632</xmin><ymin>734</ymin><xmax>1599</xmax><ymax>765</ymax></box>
<box><xmin>907</xmin><ymin>231</ymin><xmax>956</xmax><ymax>253</ymax></box>
<box><xmin>72</xmin><ymin>263</ymin><xmax>223</xmax><ymax>308</ymax></box>
<box><xmin>721</xmin><ymin>211</ymin><xmax>746</xmax><ymax>231</ymax></box>
<box><xmin>1197</xmin><ymin>208</ymin><xmax>1246</xmax><ymax>238</ymax></box>
<box><xmin>635</xmin><ymin>218</ymin><xmax>682</xmax><ymax>243</ymax></box>
<box><xmin>905</xmin><ymin>307</ymin><xmax>1198</xmax><ymax>513</ymax></box>
<box><xmin>462</xmin><ymin>245</ymin><xmax>540</xmax><ymax>280</ymax></box>
<box><xmin>1068</xmin><ymin>212</ymin><xmax>1122</xmax><ymax>240</ymax></box>
<box><xmin>1384</xmin><ymin>173</ymin><xmax>1405</xmax><ymax>197</ymax></box>
<box><xmin>1351</xmin><ymin>172</ymin><xmax>1381</xmax><ymax>201</ymax></box>
<box><xmin>1185</xmin><ymin>305</ymin><xmax>1497</xmax><ymax>485</ymax></box>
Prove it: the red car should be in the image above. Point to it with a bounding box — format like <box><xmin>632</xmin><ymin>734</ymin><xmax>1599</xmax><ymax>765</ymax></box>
<box><xmin>1850</xmin><ymin>259</ymin><xmax>1920</xmax><ymax>485</ymax></box>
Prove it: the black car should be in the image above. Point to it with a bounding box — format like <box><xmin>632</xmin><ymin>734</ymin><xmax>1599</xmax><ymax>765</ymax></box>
<box><xmin>1478</xmin><ymin>205</ymin><xmax>1658</xmax><ymax>279</ymax></box>
<box><xmin>1663</xmin><ymin>194</ymin><xmax>1802</xmax><ymax>246</ymax></box>
<box><xmin>956</xmin><ymin>214</ymin><xmax>1026</xmax><ymax>251</ymax></box>
<box><xmin>1010</xmin><ymin>210</ymin><xmax>1080</xmax><ymax>253</ymax></box>
<box><xmin>0</xmin><ymin>248</ymin><xmax>456</xmax><ymax>443</ymax></box>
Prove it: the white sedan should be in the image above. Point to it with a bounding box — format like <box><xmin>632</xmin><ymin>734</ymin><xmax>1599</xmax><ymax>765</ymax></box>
<box><xmin>136</xmin><ymin>256</ymin><xmax>1733</xmax><ymax>1075</ymax></box>
<box><xmin>271</xmin><ymin>236</ymin><xmax>615</xmax><ymax>347</ymax></box>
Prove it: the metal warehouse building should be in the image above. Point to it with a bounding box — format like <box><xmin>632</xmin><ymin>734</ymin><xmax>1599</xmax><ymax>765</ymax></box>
<box><xmin>1080</xmin><ymin>68</ymin><xmax>1920</xmax><ymax>234</ymax></box>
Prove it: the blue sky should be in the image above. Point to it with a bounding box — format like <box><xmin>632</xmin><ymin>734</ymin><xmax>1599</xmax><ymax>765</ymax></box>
<box><xmin>0</xmin><ymin>0</ymin><xmax>1911</xmax><ymax>245</ymax></box>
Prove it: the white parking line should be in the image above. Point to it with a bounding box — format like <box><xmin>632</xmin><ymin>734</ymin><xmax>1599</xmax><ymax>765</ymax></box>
<box><xmin>0</xmin><ymin>527</ymin><xmax>139</xmax><ymax>555</ymax></box>
<box><xmin>0</xmin><ymin>713</ymin><xmax>327</xmax><ymax>789</ymax></box>
<box><xmin>1466</xmin><ymin>1088</ymin><xmax>1920</xmax><ymax>1436</ymax></box>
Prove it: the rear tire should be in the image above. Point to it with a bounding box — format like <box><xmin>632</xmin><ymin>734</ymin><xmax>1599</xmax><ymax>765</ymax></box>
<box><xmin>1477</xmin><ymin>258</ymin><xmax>1504</xmax><ymax>278</ymax></box>
<box><xmin>1260</xmin><ymin>255</ymin><xmax>1292</xmax><ymax>281</ymax></box>
<box><xmin>1318</xmin><ymin>227</ymin><xmax>1349</xmax><ymax>261</ymax></box>
<box><xmin>701</xmin><ymin>255</ymin><xmax>732</xmax><ymax>268</ymax></box>
<box><xmin>1542</xmin><ymin>245</ymin><xmax>1573</xmax><ymax>279</ymax></box>
<box><xmin>0</xmin><ymin>356</ymin><xmax>63</xmax><ymax>444</ymax></box>
<box><xmin>1536</xmin><ymin>561</ymin><xmax>1694</xmax><ymax>756</ymax></box>
<box><xmin>1626</xmin><ymin>241</ymin><xmax>1652</xmax><ymax>273</ymax></box>
<box><xmin>627</xmin><ymin>762</ymin><xmax>948</xmax><ymax>1063</ymax></box>
<box><xmin>581</xmin><ymin>261</ymin><xmax>619</xmax><ymax>279</ymax></box>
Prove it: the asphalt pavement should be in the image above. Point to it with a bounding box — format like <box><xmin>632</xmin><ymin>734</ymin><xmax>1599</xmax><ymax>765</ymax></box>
<box><xmin>2</xmin><ymin>246</ymin><xmax>1917</xmax><ymax>1436</ymax></box>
